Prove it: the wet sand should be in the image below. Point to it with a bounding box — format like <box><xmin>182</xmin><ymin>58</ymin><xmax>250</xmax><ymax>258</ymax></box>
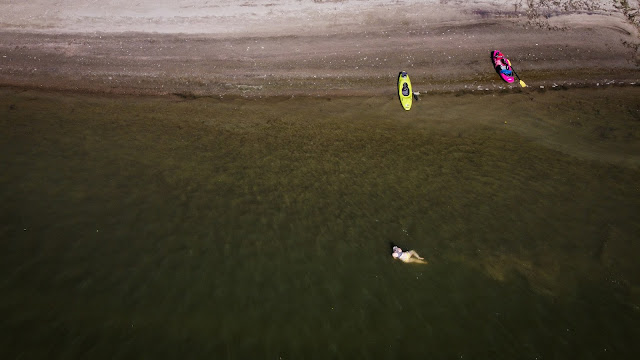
<box><xmin>1</xmin><ymin>0</ymin><xmax>639</xmax><ymax>96</ymax></box>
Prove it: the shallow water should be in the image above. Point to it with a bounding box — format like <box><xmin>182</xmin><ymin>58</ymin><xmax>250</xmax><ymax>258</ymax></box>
<box><xmin>1</xmin><ymin>87</ymin><xmax>639</xmax><ymax>359</ymax></box>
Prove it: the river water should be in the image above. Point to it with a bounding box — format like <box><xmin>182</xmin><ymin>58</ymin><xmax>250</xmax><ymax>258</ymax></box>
<box><xmin>1</xmin><ymin>87</ymin><xmax>639</xmax><ymax>359</ymax></box>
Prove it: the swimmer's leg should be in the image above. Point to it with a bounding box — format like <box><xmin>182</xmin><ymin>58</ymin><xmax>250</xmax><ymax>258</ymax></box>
<box><xmin>406</xmin><ymin>257</ymin><xmax>428</xmax><ymax>264</ymax></box>
<box><xmin>406</xmin><ymin>250</ymin><xmax>424</xmax><ymax>260</ymax></box>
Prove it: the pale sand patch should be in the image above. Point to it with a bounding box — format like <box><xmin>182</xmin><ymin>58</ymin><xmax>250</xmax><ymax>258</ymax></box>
<box><xmin>1</xmin><ymin>0</ymin><xmax>632</xmax><ymax>36</ymax></box>
<box><xmin>0</xmin><ymin>1</ymin><xmax>502</xmax><ymax>35</ymax></box>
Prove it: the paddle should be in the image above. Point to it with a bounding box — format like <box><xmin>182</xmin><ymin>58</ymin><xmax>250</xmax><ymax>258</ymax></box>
<box><xmin>507</xmin><ymin>59</ymin><xmax>527</xmax><ymax>88</ymax></box>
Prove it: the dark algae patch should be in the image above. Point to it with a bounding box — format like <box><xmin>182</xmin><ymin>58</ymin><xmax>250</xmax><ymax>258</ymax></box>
<box><xmin>1</xmin><ymin>87</ymin><xmax>639</xmax><ymax>358</ymax></box>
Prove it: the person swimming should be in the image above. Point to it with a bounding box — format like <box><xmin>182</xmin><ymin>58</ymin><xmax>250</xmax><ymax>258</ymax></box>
<box><xmin>392</xmin><ymin>245</ymin><xmax>428</xmax><ymax>264</ymax></box>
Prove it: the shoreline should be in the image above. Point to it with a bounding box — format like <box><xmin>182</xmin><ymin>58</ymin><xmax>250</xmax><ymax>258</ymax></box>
<box><xmin>3</xmin><ymin>80</ymin><xmax>639</xmax><ymax>101</ymax></box>
<box><xmin>1</xmin><ymin>1</ymin><xmax>639</xmax><ymax>97</ymax></box>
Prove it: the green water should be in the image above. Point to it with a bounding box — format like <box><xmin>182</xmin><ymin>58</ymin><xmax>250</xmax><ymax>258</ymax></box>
<box><xmin>1</xmin><ymin>87</ymin><xmax>640</xmax><ymax>359</ymax></box>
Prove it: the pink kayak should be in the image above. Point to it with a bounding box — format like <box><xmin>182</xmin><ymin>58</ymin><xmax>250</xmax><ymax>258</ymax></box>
<box><xmin>491</xmin><ymin>50</ymin><xmax>515</xmax><ymax>83</ymax></box>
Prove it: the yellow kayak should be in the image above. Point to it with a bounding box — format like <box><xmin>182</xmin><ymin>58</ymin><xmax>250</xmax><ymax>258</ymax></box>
<box><xmin>398</xmin><ymin>71</ymin><xmax>412</xmax><ymax>111</ymax></box>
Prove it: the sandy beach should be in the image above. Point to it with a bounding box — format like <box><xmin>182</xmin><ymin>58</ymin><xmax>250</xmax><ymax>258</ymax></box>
<box><xmin>1</xmin><ymin>0</ymin><xmax>639</xmax><ymax>96</ymax></box>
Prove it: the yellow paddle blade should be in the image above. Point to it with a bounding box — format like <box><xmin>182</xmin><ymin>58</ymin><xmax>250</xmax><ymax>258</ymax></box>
<box><xmin>519</xmin><ymin>80</ymin><xmax>527</xmax><ymax>88</ymax></box>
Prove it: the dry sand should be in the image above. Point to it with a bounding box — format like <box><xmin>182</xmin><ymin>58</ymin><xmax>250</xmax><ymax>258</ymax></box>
<box><xmin>0</xmin><ymin>0</ymin><xmax>639</xmax><ymax>96</ymax></box>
